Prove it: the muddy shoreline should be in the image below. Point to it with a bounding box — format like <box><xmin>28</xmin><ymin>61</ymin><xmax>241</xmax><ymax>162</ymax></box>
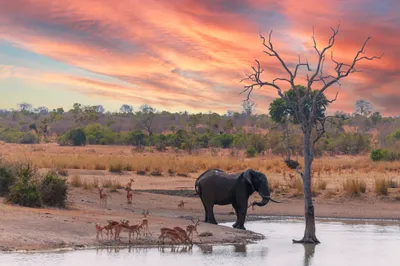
<box><xmin>1</xmin><ymin>168</ymin><xmax>400</xmax><ymax>254</ymax></box>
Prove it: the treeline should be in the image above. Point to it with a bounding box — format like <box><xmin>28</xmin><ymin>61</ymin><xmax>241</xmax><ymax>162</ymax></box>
<box><xmin>0</xmin><ymin>102</ymin><xmax>400</xmax><ymax>159</ymax></box>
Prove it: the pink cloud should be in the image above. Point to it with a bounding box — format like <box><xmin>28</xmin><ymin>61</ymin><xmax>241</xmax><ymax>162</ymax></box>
<box><xmin>0</xmin><ymin>0</ymin><xmax>398</xmax><ymax>115</ymax></box>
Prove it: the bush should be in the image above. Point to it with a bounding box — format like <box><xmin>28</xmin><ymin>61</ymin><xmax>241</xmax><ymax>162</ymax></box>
<box><xmin>0</xmin><ymin>128</ymin><xmax>24</xmax><ymax>143</ymax></box>
<box><xmin>342</xmin><ymin>179</ymin><xmax>366</xmax><ymax>197</ymax></box>
<box><xmin>70</xmin><ymin>175</ymin><xmax>82</xmax><ymax>187</ymax></box>
<box><xmin>7</xmin><ymin>182</ymin><xmax>42</xmax><ymax>207</ymax></box>
<box><xmin>246</xmin><ymin>146</ymin><xmax>257</xmax><ymax>158</ymax></box>
<box><xmin>0</xmin><ymin>164</ymin><xmax>16</xmax><ymax>196</ymax></box>
<box><xmin>155</xmin><ymin>142</ymin><xmax>167</xmax><ymax>152</ymax></box>
<box><xmin>128</xmin><ymin>130</ymin><xmax>147</xmax><ymax>146</ymax></box>
<box><xmin>7</xmin><ymin>162</ymin><xmax>42</xmax><ymax>207</ymax></box>
<box><xmin>370</xmin><ymin>148</ymin><xmax>387</xmax><ymax>161</ymax></box>
<box><xmin>58</xmin><ymin>128</ymin><xmax>86</xmax><ymax>146</ymax></box>
<box><xmin>335</xmin><ymin>133</ymin><xmax>370</xmax><ymax>155</ymax></box>
<box><xmin>374</xmin><ymin>179</ymin><xmax>389</xmax><ymax>195</ymax></box>
<box><xmin>57</xmin><ymin>168</ymin><xmax>69</xmax><ymax>176</ymax></box>
<box><xmin>370</xmin><ymin>148</ymin><xmax>400</xmax><ymax>162</ymax></box>
<box><xmin>317</xmin><ymin>180</ymin><xmax>327</xmax><ymax>190</ymax></box>
<box><xmin>18</xmin><ymin>132</ymin><xmax>39</xmax><ymax>144</ymax></box>
<box><xmin>210</xmin><ymin>134</ymin><xmax>234</xmax><ymax>148</ymax></box>
<box><xmin>84</xmin><ymin>123</ymin><xmax>117</xmax><ymax>145</ymax></box>
<box><xmin>109</xmin><ymin>163</ymin><xmax>123</xmax><ymax>173</ymax></box>
<box><xmin>39</xmin><ymin>171</ymin><xmax>68</xmax><ymax>207</ymax></box>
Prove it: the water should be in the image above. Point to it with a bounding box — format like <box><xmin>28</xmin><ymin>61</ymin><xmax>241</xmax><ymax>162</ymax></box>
<box><xmin>1</xmin><ymin>218</ymin><xmax>400</xmax><ymax>266</ymax></box>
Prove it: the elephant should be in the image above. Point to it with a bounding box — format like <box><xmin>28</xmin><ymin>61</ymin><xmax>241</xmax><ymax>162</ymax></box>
<box><xmin>194</xmin><ymin>168</ymin><xmax>280</xmax><ymax>230</ymax></box>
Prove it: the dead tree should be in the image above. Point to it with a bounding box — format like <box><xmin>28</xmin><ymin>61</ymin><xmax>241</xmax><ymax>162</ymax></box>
<box><xmin>241</xmin><ymin>24</ymin><xmax>382</xmax><ymax>244</ymax></box>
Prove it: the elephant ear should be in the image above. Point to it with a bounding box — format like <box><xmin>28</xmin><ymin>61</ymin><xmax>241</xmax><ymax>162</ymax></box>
<box><xmin>243</xmin><ymin>169</ymin><xmax>256</xmax><ymax>191</ymax></box>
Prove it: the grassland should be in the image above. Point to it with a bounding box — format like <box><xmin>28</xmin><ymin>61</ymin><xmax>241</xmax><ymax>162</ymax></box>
<box><xmin>1</xmin><ymin>143</ymin><xmax>400</xmax><ymax>199</ymax></box>
<box><xmin>1</xmin><ymin>143</ymin><xmax>400</xmax><ymax>252</ymax></box>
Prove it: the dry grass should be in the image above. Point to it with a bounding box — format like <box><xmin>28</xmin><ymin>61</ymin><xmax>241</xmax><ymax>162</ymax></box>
<box><xmin>287</xmin><ymin>178</ymin><xmax>303</xmax><ymax>196</ymax></box>
<box><xmin>56</xmin><ymin>167</ymin><xmax>69</xmax><ymax>176</ymax></box>
<box><xmin>2</xmin><ymin>144</ymin><xmax>400</xmax><ymax>199</ymax></box>
<box><xmin>70</xmin><ymin>175</ymin><xmax>82</xmax><ymax>187</ymax></box>
<box><xmin>83</xmin><ymin>178</ymin><xmax>99</xmax><ymax>190</ymax></box>
<box><xmin>342</xmin><ymin>178</ymin><xmax>367</xmax><ymax>197</ymax></box>
<box><xmin>316</xmin><ymin>180</ymin><xmax>328</xmax><ymax>190</ymax></box>
<box><xmin>109</xmin><ymin>163</ymin><xmax>123</xmax><ymax>173</ymax></box>
<box><xmin>3</xmin><ymin>144</ymin><xmax>400</xmax><ymax>176</ymax></box>
<box><xmin>374</xmin><ymin>179</ymin><xmax>389</xmax><ymax>195</ymax></box>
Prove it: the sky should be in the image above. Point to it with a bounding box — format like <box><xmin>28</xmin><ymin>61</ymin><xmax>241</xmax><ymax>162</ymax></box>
<box><xmin>0</xmin><ymin>0</ymin><xmax>399</xmax><ymax>115</ymax></box>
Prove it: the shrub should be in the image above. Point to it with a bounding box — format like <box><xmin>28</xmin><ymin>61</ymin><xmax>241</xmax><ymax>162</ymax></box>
<box><xmin>124</xmin><ymin>164</ymin><xmax>133</xmax><ymax>171</ymax></box>
<box><xmin>342</xmin><ymin>179</ymin><xmax>366</xmax><ymax>197</ymax></box>
<box><xmin>317</xmin><ymin>180</ymin><xmax>327</xmax><ymax>190</ymax></box>
<box><xmin>374</xmin><ymin>179</ymin><xmax>389</xmax><ymax>195</ymax></box>
<box><xmin>370</xmin><ymin>148</ymin><xmax>400</xmax><ymax>162</ymax></box>
<box><xmin>7</xmin><ymin>181</ymin><xmax>42</xmax><ymax>207</ymax></box>
<box><xmin>102</xmin><ymin>179</ymin><xmax>113</xmax><ymax>188</ymax></box>
<box><xmin>246</xmin><ymin>146</ymin><xmax>257</xmax><ymax>158</ymax></box>
<box><xmin>210</xmin><ymin>134</ymin><xmax>234</xmax><ymax>148</ymax></box>
<box><xmin>84</xmin><ymin>123</ymin><xmax>117</xmax><ymax>145</ymax></box>
<box><xmin>58</xmin><ymin>128</ymin><xmax>86</xmax><ymax>146</ymax></box>
<box><xmin>109</xmin><ymin>163</ymin><xmax>123</xmax><ymax>173</ymax></box>
<box><xmin>19</xmin><ymin>132</ymin><xmax>39</xmax><ymax>144</ymax></box>
<box><xmin>388</xmin><ymin>179</ymin><xmax>399</xmax><ymax>188</ymax></box>
<box><xmin>94</xmin><ymin>163</ymin><xmax>106</xmax><ymax>170</ymax></box>
<box><xmin>370</xmin><ymin>149</ymin><xmax>387</xmax><ymax>162</ymax></box>
<box><xmin>39</xmin><ymin>171</ymin><xmax>68</xmax><ymax>207</ymax></box>
<box><xmin>7</xmin><ymin>162</ymin><xmax>42</xmax><ymax>207</ymax></box>
<box><xmin>155</xmin><ymin>142</ymin><xmax>167</xmax><ymax>152</ymax></box>
<box><xmin>0</xmin><ymin>128</ymin><xmax>24</xmax><ymax>143</ymax></box>
<box><xmin>0</xmin><ymin>164</ymin><xmax>16</xmax><ymax>196</ymax></box>
<box><xmin>70</xmin><ymin>175</ymin><xmax>83</xmax><ymax>187</ymax></box>
<box><xmin>335</xmin><ymin>132</ymin><xmax>370</xmax><ymax>155</ymax></box>
<box><xmin>57</xmin><ymin>168</ymin><xmax>69</xmax><ymax>176</ymax></box>
<box><xmin>128</xmin><ymin>130</ymin><xmax>147</xmax><ymax>146</ymax></box>
<box><xmin>150</xmin><ymin>168</ymin><xmax>163</xmax><ymax>176</ymax></box>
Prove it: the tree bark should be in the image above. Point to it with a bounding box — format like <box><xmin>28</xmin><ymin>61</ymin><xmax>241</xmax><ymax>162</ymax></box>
<box><xmin>293</xmin><ymin>131</ymin><xmax>320</xmax><ymax>244</ymax></box>
<box><xmin>284</xmin><ymin>118</ymin><xmax>291</xmax><ymax>161</ymax></box>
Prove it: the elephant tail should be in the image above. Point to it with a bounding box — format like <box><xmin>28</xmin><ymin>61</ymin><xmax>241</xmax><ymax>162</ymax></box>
<box><xmin>194</xmin><ymin>168</ymin><xmax>223</xmax><ymax>196</ymax></box>
<box><xmin>194</xmin><ymin>183</ymin><xmax>201</xmax><ymax>196</ymax></box>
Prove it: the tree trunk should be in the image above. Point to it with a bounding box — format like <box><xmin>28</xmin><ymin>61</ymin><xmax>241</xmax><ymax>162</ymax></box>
<box><xmin>293</xmin><ymin>131</ymin><xmax>320</xmax><ymax>244</ymax></box>
<box><xmin>284</xmin><ymin>119</ymin><xmax>291</xmax><ymax>161</ymax></box>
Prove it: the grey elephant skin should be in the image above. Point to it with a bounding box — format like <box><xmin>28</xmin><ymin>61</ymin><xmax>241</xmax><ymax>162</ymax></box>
<box><xmin>194</xmin><ymin>168</ymin><xmax>281</xmax><ymax>230</ymax></box>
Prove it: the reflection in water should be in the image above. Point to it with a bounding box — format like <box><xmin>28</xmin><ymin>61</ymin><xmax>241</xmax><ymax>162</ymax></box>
<box><xmin>157</xmin><ymin>245</ymin><xmax>193</xmax><ymax>254</ymax></box>
<box><xmin>233</xmin><ymin>244</ymin><xmax>247</xmax><ymax>254</ymax></box>
<box><xmin>302</xmin><ymin>244</ymin><xmax>316</xmax><ymax>266</ymax></box>
<box><xmin>2</xmin><ymin>219</ymin><xmax>400</xmax><ymax>266</ymax></box>
<box><xmin>198</xmin><ymin>244</ymin><xmax>213</xmax><ymax>254</ymax></box>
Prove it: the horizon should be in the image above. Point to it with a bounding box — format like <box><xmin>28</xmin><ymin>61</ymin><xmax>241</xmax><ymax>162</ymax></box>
<box><xmin>1</xmin><ymin>0</ymin><xmax>399</xmax><ymax>115</ymax></box>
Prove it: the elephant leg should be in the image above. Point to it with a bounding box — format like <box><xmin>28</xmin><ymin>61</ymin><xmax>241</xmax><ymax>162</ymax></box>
<box><xmin>206</xmin><ymin>203</ymin><xmax>218</xmax><ymax>224</ymax></box>
<box><xmin>200</xmin><ymin>197</ymin><xmax>209</xmax><ymax>222</ymax></box>
<box><xmin>236</xmin><ymin>200</ymin><xmax>248</xmax><ymax>230</ymax></box>
<box><xmin>232</xmin><ymin>202</ymin><xmax>239</xmax><ymax>228</ymax></box>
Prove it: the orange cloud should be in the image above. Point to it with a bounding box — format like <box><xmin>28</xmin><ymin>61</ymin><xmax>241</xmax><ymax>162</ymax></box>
<box><xmin>0</xmin><ymin>0</ymin><xmax>398</xmax><ymax>115</ymax></box>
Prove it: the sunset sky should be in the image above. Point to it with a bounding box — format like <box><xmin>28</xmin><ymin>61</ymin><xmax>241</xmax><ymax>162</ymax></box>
<box><xmin>0</xmin><ymin>0</ymin><xmax>399</xmax><ymax>115</ymax></box>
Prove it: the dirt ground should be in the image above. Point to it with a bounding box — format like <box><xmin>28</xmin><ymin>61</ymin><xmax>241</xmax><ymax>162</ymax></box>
<box><xmin>1</xmin><ymin>169</ymin><xmax>400</xmax><ymax>252</ymax></box>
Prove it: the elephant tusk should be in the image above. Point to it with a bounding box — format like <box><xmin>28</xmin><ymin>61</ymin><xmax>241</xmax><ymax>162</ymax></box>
<box><xmin>259</xmin><ymin>193</ymin><xmax>282</xmax><ymax>203</ymax></box>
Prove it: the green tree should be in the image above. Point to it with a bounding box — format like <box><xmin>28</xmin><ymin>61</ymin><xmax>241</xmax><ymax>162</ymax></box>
<box><xmin>223</xmin><ymin>119</ymin><xmax>234</xmax><ymax>133</ymax></box>
<box><xmin>128</xmin><ymin>130</ymin><xmax>147</xmax><ymax>146</ymax></box>
<box><xmin>139</xmin><ymin>104</ymin><xmax>156</xmax><ymax>136</ymax></box>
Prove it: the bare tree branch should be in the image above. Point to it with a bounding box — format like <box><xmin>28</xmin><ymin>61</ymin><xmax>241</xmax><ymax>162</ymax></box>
<box><xmin>307</xmin><ymin>24</ymin><xmax>340</xmax><ymax>89</ymax></box>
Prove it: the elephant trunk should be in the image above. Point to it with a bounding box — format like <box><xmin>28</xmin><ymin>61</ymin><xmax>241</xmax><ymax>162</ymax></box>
<box><xmin>251</xmin><ymin>185</ymin><xmax>281</xmax><ymax>207</ymax></box>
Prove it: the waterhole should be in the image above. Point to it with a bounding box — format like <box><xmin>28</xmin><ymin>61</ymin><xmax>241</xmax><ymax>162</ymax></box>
<box><xmin>1</xmin><ymin>217</ymin><xmax>399</xmax><ymax>266</ymax></box>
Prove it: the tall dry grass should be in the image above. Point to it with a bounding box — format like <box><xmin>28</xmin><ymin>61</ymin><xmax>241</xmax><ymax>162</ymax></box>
<box><xmin>2</xmin><ymin>144</ymin><xmax>400</xmax><ymax>177</ymax></box>
<box><xmin>342</xmin><ymin>178</ymin><xmax>367</xmax><ymax>197</ymax></box>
